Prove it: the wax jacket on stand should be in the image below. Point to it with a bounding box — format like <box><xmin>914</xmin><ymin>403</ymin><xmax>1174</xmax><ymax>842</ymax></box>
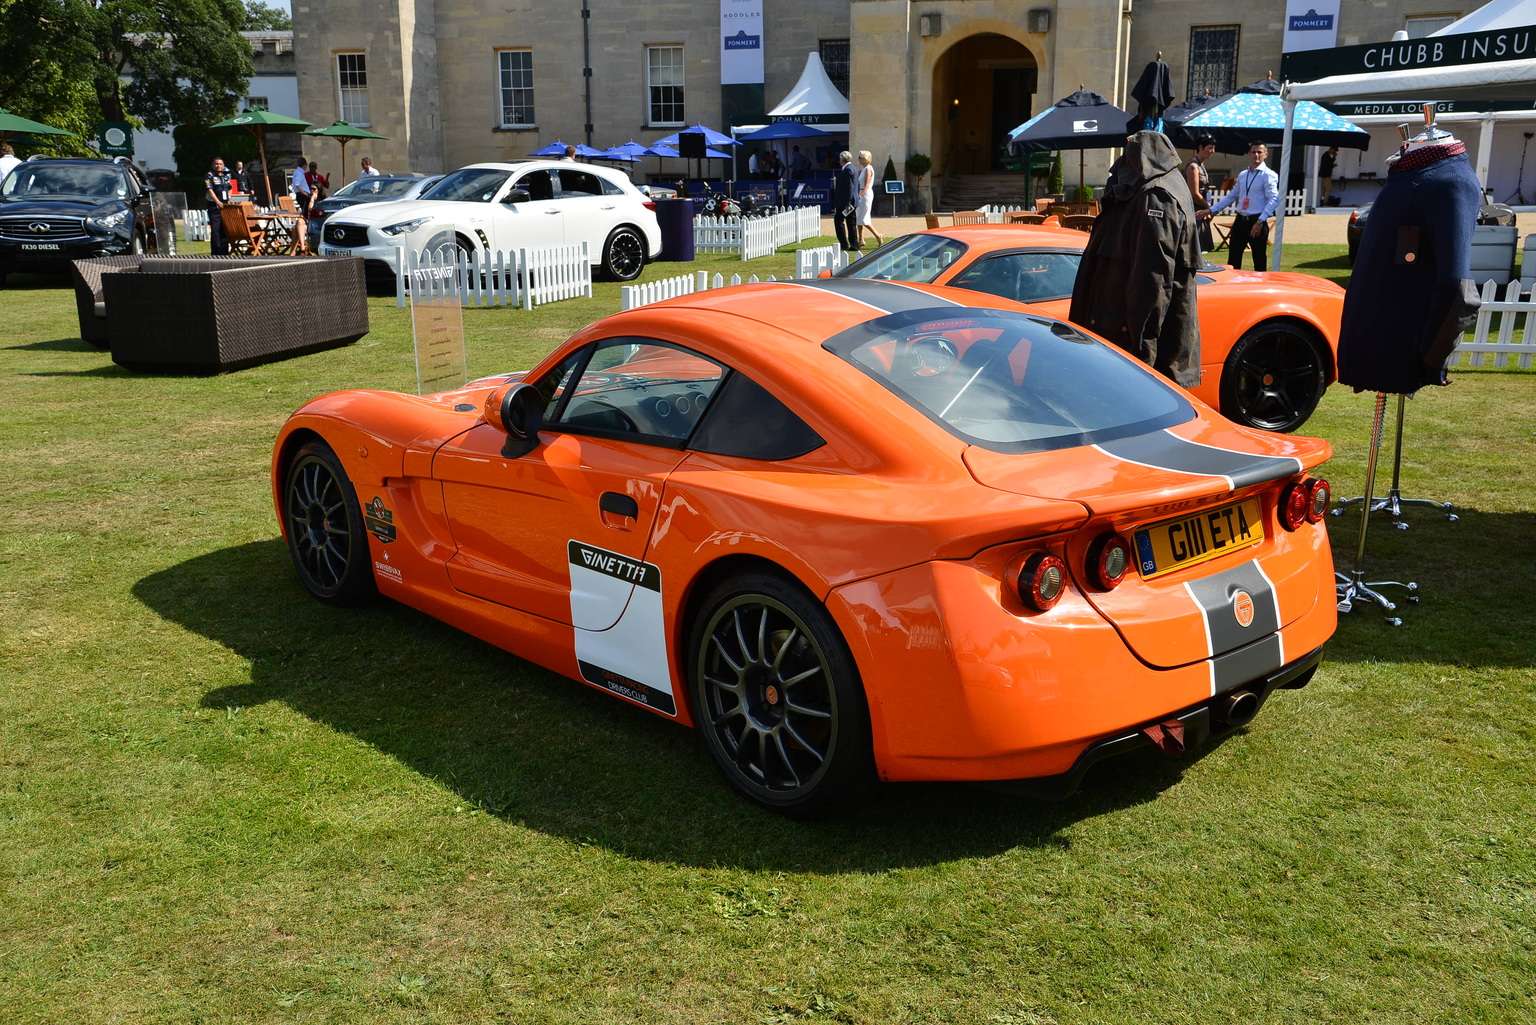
<box><xmin>1338</xmin><ymin>143</ymin><xmax>1481</xmax><ymax>393</ymax></box>
<box><xmin>1069</xmin><ymin>131</ymin><xmax>1202</xmax><ymax>388</ymax></box>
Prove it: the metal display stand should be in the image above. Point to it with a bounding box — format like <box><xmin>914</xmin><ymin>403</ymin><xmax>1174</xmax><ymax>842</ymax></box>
<box><xmin>1335</xmin><ymin>393</ymin><xmax>1420</xmax><ymax>625</ymax></box>
<box><xmin>1331</xmin><ymin>393</ymin><xmax>1458</xmax><ymax>530</ymax></box>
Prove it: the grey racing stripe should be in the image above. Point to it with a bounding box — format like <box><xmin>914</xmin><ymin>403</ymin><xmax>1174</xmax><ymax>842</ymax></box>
<box><xmin>1185</xmin><ymin>559</ymin><xmax>1282</xmax><ymax>656</ymax></box>
<box><xmin>1212</xmin><ymin>635</ymin><xmax>1285</xmax><ymax>694</ymax></box>
<box><xmin>787</xmin><ymin>277</ymin><xmax>965</xmax><ymax>313</ymax></box>
<box><xmin>1099</xmin><ymin>430</ymin><xmax>1302</xmax><ymax>489</ymax></box>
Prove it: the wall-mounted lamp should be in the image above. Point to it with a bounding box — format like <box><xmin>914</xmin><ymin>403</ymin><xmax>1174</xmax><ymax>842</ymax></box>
<box><xmin>919</xmin><ymin>12</ymin><xmax>942</xmax><ymax>37</ymax></box>
<box><xmin>1028</xmin><ymin>9</ymin><xmax>1051</xmax><ymax>33</ymax></box>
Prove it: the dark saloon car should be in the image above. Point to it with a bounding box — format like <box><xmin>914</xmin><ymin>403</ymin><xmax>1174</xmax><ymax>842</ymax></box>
<box><xmin>1347</xmin><ymin>199</ymin><xmax>1516</xmax><ymax>263</ymax></box>
<box><xmin>0</xmin><ymin>157</ymin><xmax>157</xmax><ymax>283</ymax></box>
<box><xmin>307</xmin><ymin>173</ymin><xmax>443</xmax><ymax>236</ymax></box>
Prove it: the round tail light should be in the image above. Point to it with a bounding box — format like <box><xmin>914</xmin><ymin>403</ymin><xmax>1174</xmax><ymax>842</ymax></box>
<box><xmin>1306</xmin><ymin>477</ymin><xmax>1331</xmax><ymax>523</ymax></box>
<box><xmin>1013</xmin><ymin>552</ymin><xmax>1068</xmax><ymax>612</ymax></box>
<box><xmin>1087</xmin><ymin>533</ymin><xmax>1130</xmax><ymax>590</ymax></box>
<box><xmin>1280</xmin><ymin>481</ymin><xmax>1311</xmax><ymax>531</ymax></box>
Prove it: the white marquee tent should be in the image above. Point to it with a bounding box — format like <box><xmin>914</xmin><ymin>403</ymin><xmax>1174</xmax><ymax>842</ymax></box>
<box><xmin>1274</xmin><ymin>0</ymin><xmax>1536</xmax><ymax>263</ymax></box>
<box><xmin>767</xmin><ymin>52</ymin><xmax>850</xmax><ymax>133</ymax></box>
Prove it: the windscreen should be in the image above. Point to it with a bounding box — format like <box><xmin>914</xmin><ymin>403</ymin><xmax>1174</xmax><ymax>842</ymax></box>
<box><xmin>825</xmin><ymin>308</ymin><xmax>1193</xmax><ymax>453</ymax></box>
<box><xmin>418</xmin><ymin>167</ymin><xmax>512</xmax><ymax>203</ymax></box>
<box><xmin>834</xmin><ymin>234</ymin><xmax>968</xmax><ymax>284</ymax></box>
<box><xmin>2</xmin><ymin>164</ymin><xmax>127</xmax><ymax>201</ymax></box>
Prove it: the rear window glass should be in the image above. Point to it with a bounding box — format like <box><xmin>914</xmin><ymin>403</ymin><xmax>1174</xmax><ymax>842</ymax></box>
<box><xmin>835</xmin><ymin>234</ymin><xmax>967</xmax><ymax>284</ymax></box>
<box><xmin>824</xmin><ymin>308</ymin><xmax>1192</xmax><ymax>453</ymax></box>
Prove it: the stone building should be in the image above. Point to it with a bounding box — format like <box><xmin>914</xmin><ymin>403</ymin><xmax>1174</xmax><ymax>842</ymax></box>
<box><xmin>290</xmin><ymin>1</ymin><xmax>1489</xmax><ymax>206</ymax></box>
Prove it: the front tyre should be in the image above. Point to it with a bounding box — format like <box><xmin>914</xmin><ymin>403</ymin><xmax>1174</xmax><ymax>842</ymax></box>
<box><xmin>1220</xmin><ymin>322</ymin><xmax>1329</xmax><ymax>433</ymax></box>
<box><xmin>600</xmin><ymin>226</ymin><xmax>646</xmax><ymax>282</ymax></box>
<box><xmin>688</xmin><ymin>571</ymin><xmax>876</xmax><ymax>818</ymax></box>
<box><xmin>282</xmin><ymin>440</ymin><xmax>377</xmax><ymax>606</ymax></box>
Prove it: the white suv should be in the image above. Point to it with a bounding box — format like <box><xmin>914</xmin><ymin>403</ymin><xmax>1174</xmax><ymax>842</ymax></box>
<box><xmin>317</xmin><ymin>160</ymin><xmax>662</xmax><ymax>283</ymax></box>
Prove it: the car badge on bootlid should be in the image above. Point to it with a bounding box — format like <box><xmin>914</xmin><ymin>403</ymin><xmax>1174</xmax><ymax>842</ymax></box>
<box><xmin>1232</xmin><ymin>589</ymin><xmax>1255</xmax><ymax>627</ymax></box>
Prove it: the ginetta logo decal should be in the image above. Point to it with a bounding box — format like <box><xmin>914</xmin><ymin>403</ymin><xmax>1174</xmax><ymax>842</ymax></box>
<box><xmin>1232</xmin><ymin>589</ymin><xmax>1255</xmax><ymax>628</ymax></box>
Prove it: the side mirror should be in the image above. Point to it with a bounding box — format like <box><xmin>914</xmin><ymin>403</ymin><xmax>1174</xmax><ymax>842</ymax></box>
<box><xmin>503</xmin><ymin>187</ymin><xmax>531</xmax><ymax>205</ymax></box>
<box><xmin>483</xmin><ymin>381</ymin><xmax>543</xmax><ymax>456</ymax></box>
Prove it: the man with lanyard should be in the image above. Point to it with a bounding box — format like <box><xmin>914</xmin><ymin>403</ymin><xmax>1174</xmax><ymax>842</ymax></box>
<box><xmin>292</xmin><ymin>156</ymin><xmax>313</xmax><ymax>215</ymax></box>
<box><xmin>1209</xmin><ymin>141</ymin><xmax>1279</xmax><ymax>271</ymax></box>
<box><xmin>205</xmin><ymin>157</ymin><xmax>233</xmax><ymax>255</ymax></box>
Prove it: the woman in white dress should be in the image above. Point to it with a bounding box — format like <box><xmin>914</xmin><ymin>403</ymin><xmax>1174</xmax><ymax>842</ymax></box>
<box><xmin>855</xmin><ymin>150</ymin><xmax>883</xmax><ymax>250</ymax></box>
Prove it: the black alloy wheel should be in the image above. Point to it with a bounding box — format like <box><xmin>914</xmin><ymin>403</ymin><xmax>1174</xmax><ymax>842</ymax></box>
<box><xmin>282</xmin><ymin>440</ymin><xmax>376</xmax><ymax>605</ymax></box>
<box><xmin>689</xmin><ymin>571</ymin><xmax>875</xmax><ymax>817</ymax></box>
<box><xmin>1220</xmin><ymin>322</ymin><xmax>1329</xmax><ymax>433</ymax></box>
<box><xmin>601</xmin><ymin>226</ymin><xmax>646</xmax><ymax>282</ymax></box>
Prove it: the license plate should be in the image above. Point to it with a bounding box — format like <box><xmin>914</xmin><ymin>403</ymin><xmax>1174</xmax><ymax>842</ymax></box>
<box><xmin>20</xmin><ymin>242</ymin><xmax>61</xmax><ymax>251</ymax></box>
<box><xmin>1134</xmin><ymin>497</ymin><xmax>1264</xmax><ymax>579</ymax></box>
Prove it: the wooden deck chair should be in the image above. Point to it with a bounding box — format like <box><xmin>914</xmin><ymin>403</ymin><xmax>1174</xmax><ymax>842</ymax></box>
<box><xmin>277</xmin><ymin>195</ymin><xmax>299</xmax><ymax>214</ymax></box>
<box><xmin>924</xmin><ymin>213</ymin><xmax>941</xmax><ymax>230</ymax></box>
<box><xmin>1006</xmin><ymin>211</ymin><xmax>1046</xmax><ymax>224</ymax></box>
<box><xmin>1060</xmin><ymin>214</ymin><xmax>1097</xmax><ymax>233</ymax></box>
<box><xmin>220</xmin><ymin>203</ymin><xmax>266</xmax><ymax>255</ymax></box>
<box><xmin>951</xmin><ymin>210</ymin><xmax>986</xmax><ymax>226</ymax></box>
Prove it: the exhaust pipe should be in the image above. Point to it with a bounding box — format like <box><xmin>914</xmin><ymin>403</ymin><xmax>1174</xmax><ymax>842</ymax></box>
<box><xmin>1214</xmin><ymin>689</ymin><xmax>1260</xmax><ymax>728</ymax></box>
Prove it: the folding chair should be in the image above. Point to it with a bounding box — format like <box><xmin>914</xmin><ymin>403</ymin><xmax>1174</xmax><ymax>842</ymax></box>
<box><xmin>951</xmin><ymin>210</ymin><xmax>986</xmax><ymax>226</ymax></box>
<box><xmin>220</xmin><ymin>203</ymin><xmax>267</xmax><ymax>255</ymax></box>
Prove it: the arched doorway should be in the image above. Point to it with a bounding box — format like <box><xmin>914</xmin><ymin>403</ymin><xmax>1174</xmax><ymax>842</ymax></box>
<box><xmin>932</xmin><ymin>34</ymin><xmax>1037</xmax><ymax>175</ymax></box>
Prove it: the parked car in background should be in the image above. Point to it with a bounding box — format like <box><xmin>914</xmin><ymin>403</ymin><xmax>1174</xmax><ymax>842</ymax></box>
<box><xmin>0</xmin><ymin>157</ymin><xmax>157</xmax><ymax>284</ymax></box>
<box><xmin>837</xmin><ymin>223</ymin><xmax>1346</xmax><ymax>433</ymax></box>
<box><xmin>316</xmin><ymin>160</ymin><xmax>662</xmax><ymax>284</ymax></box>
<box><xmin>306</xmin><ymin>173</ymin><xmax>444</xmax><ymax>237</ymax></box>
<box><xmin>1348</xmin><ymin>199</ymin><xmax>1516</xmax><ymax>263</ymax></box>
<box><xmin>272</xmin><ymin>279</ymin><xmax>1336</xmax><ymax>816</ymax></box>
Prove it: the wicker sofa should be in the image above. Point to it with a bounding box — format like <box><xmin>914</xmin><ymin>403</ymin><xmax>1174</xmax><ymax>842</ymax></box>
<box><xmin>92</xmin><ymin>256</ymin><xmax>368</xmax><ymax>373</ymax></box>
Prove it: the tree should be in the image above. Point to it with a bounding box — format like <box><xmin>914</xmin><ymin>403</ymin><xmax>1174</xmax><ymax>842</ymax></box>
<box><xmin>242</xmin><ymin>1</ymin><xmax>291</xmax><ymax>30</ymax></box>
<box><xmin>0</xmin><ymin>0</ymin><xmax>253</xmax><ymax>149</ymax></box>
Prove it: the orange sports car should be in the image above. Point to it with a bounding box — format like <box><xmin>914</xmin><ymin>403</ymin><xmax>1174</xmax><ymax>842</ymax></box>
<box><xmin>273</xmin><ymin>280</ymin><xmax>1336</xmax><ymax>817</ymax></box>
<box><xmin>836</xmin><ymin>223</ymin><xmax>1345</xmax><ymax>433</ymax></box>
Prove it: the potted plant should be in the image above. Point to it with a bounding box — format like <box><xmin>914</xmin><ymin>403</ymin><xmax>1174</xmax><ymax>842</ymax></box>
<box><xmin>905</xmin><ymin>152</ymin><xmax>932</xmax><ymax>213</ymax></box>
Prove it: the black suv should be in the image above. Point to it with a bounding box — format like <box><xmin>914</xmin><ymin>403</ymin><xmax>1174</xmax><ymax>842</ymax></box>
<box><xmin>0</xmin><ymin>157</ymin><xmax>157</xmax><ymax>283</ymax></box>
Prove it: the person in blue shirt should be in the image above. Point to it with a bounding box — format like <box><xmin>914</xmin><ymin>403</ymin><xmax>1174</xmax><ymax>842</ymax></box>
<box><xmin>1209</xmin><ymin>141</ymin><xmax>1279</xmax><ymax>271</ymax></box>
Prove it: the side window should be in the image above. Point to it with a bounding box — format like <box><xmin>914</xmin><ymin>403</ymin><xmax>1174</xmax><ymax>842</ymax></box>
<box><xmin>690</xmin><ymin>373</ymin><xmax>825</xmax><ymax>460</ymax></box>
<box><xmin>515</xmin><ymin>169</ymin><xmax>555</xmax><ymax>201</ymax></box>
<box><xmin>949</xmin><ymin>251</ymin><xmax>1081</xmax><ymax>303</ymax></box>
<box><xmin>545</xmin><ymin>337</ymin><xmax>725</xmax><ymax>444</ymax></box>
<box><xmin>600</xmin><ymin>177</ymin><xmax>628</xmax><ymax>197</ymax></box>
<box><xmin>556</xmin><ymin>169</ymin><xmax>604</xmax><ymax>197</ymax></box>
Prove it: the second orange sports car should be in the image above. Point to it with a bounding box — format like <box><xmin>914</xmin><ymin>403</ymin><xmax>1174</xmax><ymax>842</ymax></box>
<box><xmin>274</xmin><ymin>280</ymin><xmax>1336</xmax><ymax>817</ymax></box>
<box><xmin>836</xmin><ymin>223</ymin><xmax>1345</xmax><ymax>433</ymax></box>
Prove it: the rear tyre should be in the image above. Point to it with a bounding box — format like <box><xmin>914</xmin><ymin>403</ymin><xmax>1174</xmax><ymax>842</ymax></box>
<box><xmin>282</xmin><ymin>440</ymin><xmax>377</xmax><ymax>606</ymax></box>
<box><xmin>600</xmin><ymin>226</ymin><xmax>646</xmax><ymax>282</ymax></box>
<box><xmin>1220</xmin><ymin>322</ymin><xmax>1329</xmax><ymax>433</ymax></box>
<box><xmin>688</xmin><ymin>571</ymin><xmax>876</xmax><ymax>818</ymax></box>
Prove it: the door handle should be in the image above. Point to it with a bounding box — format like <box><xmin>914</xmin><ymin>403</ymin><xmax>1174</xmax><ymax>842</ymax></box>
<box><xmin>544</xmin><ymin>208</ymin><xmax>561</xmax><ymax>214</ymax></box>
<box><xmin>600</xmin><ymin>491</ymin><xmax>639</xmax><ymax>519</ymax></box>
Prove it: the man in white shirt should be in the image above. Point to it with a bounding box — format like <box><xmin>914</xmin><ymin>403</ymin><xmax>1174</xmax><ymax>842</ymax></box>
<box><xmin>359</xmin><ymin>156</ymin><xmax>382</xmax><ymax>177</ymax></box>
<box><xmin>0</xmin><ymin>143</ymin><xmax>21</xmax><ymax>182</ymax></box>
<box><xmin>1209</xmin><ymin>141</ymin><xmax>1280</xmax><ymax>271</ymax></box>
<box><xmin>292</xmin><ymin>156</ymin><xmax>313</xmax><ymax>215</ymax></box>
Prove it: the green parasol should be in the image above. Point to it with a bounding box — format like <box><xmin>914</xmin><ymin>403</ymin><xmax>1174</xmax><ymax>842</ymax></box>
<box><xmin>209</xmin><ymin>107</ymin><xmax>312</xmax><ymax>203</ymax></box>
<box><xmin>0</xmin><ymin>108</ymin><xmax>75</xmax><ymax>144</ymax></box>
<box><xmin>302</xmin><ymin>120</ymin><xmax>389</xmax><ymax>185</ymax></box>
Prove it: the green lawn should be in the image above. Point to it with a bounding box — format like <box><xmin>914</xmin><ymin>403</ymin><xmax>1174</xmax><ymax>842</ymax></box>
<box><xmin>1</xmin><ymin>244</ymin><xmax>1532</xmax><ymax>1024</ymax></box>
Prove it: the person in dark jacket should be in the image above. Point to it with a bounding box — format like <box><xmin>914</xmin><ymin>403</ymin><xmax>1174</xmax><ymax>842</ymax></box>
<box><xmin>1069</xmin><ymin>131</ymin><xmax>1202</xmax><ymax>388</ymax></box>
<box><xmin>1337</xmin><ymin>138</ymin><xmax>1481</xmax><ymax>393</ymax></box>
<box><xmin>831</xmin><ymin>151</ymin><xmax>858</xmax><ymax>252</ymax></box>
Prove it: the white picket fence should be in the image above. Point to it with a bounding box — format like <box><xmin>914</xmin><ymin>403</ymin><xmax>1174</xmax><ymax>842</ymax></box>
<box><xmin>1208</xmin><ymin>188</ymin><xmax>1307</xmax><ymax>216</ymax></box>
<box><xmin>185</xmin><ymin>208</ymin><xmax>211</xmax><ymax>241</ymax></box>
<box><xmin>620</xmin><ymin>270</ymin><xmax>786</xmax><ymax>310</ymax></box>
<box><xmin>795</xmin><ymin>245</ymin><xmax>849</xmax><ymax>278</ymax></box>
<box><xmin>1454</xmin><ymin>281</ymin><xmax>1536</xmax><ymax>368</ymax></box>
<box><xmin>692</xmin><ymin>206</ymin><xmax>821</xmax><ymax>259</ymax></box>
<box><xmin>619</xmin><ymin>242</ymin><xmax>851</xmax><ymax>310</ymax></box>
<box><xmin>394</xmin><ymin>242</ymin><xmax>592</xmax><ymax>309</ymax></box>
